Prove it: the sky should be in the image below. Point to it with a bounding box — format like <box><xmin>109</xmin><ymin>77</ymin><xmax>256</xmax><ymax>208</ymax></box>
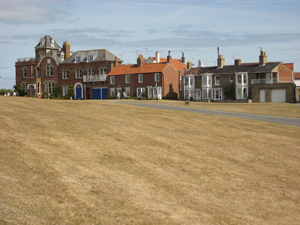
<box><xmin>0</xmin><ymin>0</ymin><xmax>299</xmax><ymax>89</ymax></box>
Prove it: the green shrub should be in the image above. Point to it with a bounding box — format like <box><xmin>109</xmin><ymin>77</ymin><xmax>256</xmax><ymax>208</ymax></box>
<box><xmin>13</xmin><ymin>85</ymin><xmax>25</xmax><ymax>96</ymax></box>
<box><xmin>107</xmin><ymin>95</ymin><xmax>115</xmax><ymax>99</ymax></box>
<box><xmin>0</xmin><ymin>89</ymin><xmax>14</xmax><ymax>95</ymax></box>
<box><xmin>142</xmin><ymin>92</ymin><xmax>147</xmax><ymax>98</ymax></box>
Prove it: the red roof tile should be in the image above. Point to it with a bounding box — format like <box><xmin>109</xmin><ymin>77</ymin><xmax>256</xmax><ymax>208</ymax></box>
<box><xmin>151</xmin><ymin>57</ymin><xmax>187</xmax><ymax>71</ymax></box>
<box><xmin>294</xmin><ymin>72</ymin><xmax>300</xmax><ymax>79</ymax></box>
<box><xmin>108</xmin><ymin>63</ymin><xmax>168</xmax><ymax>75</ymax></box>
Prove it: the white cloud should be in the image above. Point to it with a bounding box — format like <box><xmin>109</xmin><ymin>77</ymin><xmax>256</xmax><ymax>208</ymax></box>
<box><xmin>0</xmin><ymin>0</ymin><xmax>71</xmax><ymax>24</ymax></box>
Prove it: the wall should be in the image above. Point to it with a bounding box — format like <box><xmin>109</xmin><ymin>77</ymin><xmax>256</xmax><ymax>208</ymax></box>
<box><xmin>252</xmin><ymin>83</ymin><xmax>295</xmax><ymax>103</ymax></box>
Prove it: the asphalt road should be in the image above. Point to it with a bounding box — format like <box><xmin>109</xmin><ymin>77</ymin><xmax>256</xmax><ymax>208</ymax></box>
<box><xmin>115</xmin><ymin>101</ymin><xmax>300</xmax><ymax>127</ymax></box>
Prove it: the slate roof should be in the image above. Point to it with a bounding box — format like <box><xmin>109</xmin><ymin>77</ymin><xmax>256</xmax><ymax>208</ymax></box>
<box><xmin>108</xmin><ymin>63</ymin><xmax>169</xmax><ymax>75</ymax></box>
<box><xmin>185</xmin><ymin>62</ymin><xmax>281</xmax><ymax>75</ymax></box>
<box><xmin>35</xmin><ymin>35</ymin><xmax>61</xmax><ymax>49</ymax></box>
<box><xmin>61</xmin><ymin>49</ymin><xmax>122</xmax><ymax>64</ymax></box>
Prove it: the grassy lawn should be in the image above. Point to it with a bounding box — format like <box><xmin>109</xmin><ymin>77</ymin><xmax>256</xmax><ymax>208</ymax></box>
<box><xmin>1</xmin><ymin>96</ymin><xmax>300</xmax><ymax>224</ymax></box>
<box><xmin>114</xmin><ymin>99</ymin><xmax>300</xmax><ymax>118</ymax></box>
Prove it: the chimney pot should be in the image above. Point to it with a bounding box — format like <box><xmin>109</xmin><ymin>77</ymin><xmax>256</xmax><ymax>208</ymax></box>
<box><xmin>217</xmin><ymin>54</ymin><xmax>225</xmax><ymax>68</ymax></box>
<box><xmin>235</xmin><ymin>59</ymin><xmax>241</xmax><ymax>66</ymax></box>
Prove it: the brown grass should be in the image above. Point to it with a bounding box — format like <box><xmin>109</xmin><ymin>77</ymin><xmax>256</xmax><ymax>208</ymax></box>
<box><xmin>123</xmin><ymin>99</ymin><xmax>300</xmax><ymax>118</ymax></box>
<box><xmin>1</xmin><ymin>96</ymin><xmax>300</xmax><ymax>225</ymax></box>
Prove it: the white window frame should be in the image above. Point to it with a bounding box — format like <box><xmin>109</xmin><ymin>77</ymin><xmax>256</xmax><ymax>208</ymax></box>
<box><xmin>36</xmin><ymin>67</ymin><xmax>40</xmax><ymax>77</ymax></box>
<box><xmin>236</xmin><ymin>87</ymin><xmax>248</xmax><ymax>99</ymax></box>
<box><xmin>99</xmin><ymin>68</ymin><xmax>107</xmax><ymax>75</ymax></box>
<box><xmin>137</xmin><ymin>87</ymin><xmax>145</xmax><ymax>97</ymax></box>
<box><xmin>62</xmin><ymin>85</ymin><xmax>68</xmax><ymax>97</ymax></box>
<box><xmin>62</xmin><ymin>70</ymin><xmax>69</xmax><ymax>79</ymax></box>
<box><xmin>87</xmin><ymin>68</ymin><xmax>94</xmax><ymax>78</ymax></box>
<box><xmin>215</xmin><ymin>76</ymin><xmax>220</xmax><ymax>86</ymax></box>
<box><xmin>202</xmin><ymin>88</ymin><xmax>212</xmax><ymax>99</ymax></box>
<box><xmin>202</xmin><ymin>74</ymin><xmax>212</xmax><ymax>87</ymax></box>
<box><xmin>75</xmin><ymin>69</ymin><xmax>82</xmax><ymax>79</ymax></box>
<box><xmin>125</xmin><ymin>87</ymin><xmax>130</xmax><ymax>97</ymax></box>
<box><xmin>110</xmin><ymin>88</ymin><xmax>115</xmax><ymax>97</ymax></box>
<box><xmin>110</xmin><ymin>76</ymin><xmax>115</xmax><ymax>84</ymax></box>
<box><xmin>125</xmin><ymin>75</ymin><xmax>130</xmax><ymax>83</ymax></box>
<box><xmin>46</xmin><ymin>66</ymin><xmax>53</xmax><ymax>76</ymax></box>
<box><xmin>37</xmin><ymin>82</ymin><xmax>41</xmax><ymax>94</ymax></box>
<box><xmin>154</xmin><ymin>73</ymin><xmax>159</xmax><ymax>82</ymax></box>
<box><xmin>138</xmin><ymin>74</ymin><xmax>143</xmax><ymax>83</ymax></box>
<box><xmin>75</xmin><ymin>55</ymin><xmax>81</xmax><ymax>63</ymax></box>
<box><xmin>212</xmin><ymin>88</ymin><xmax>222</xmax><ymax>100</ymax></box>
<box><xmin>236</xmin><ymin>73</ymin><xmax>248</xmax><ymax>85</ymax></box>
<box><xmin>23</xmin><ymin>67</ymin><xmax>27</xmax><ymax>77</ymax></box>
<box><xmin>147</xmin><ymin>86</ymin><xmax>152</xmax><ymax>98</ymax></box>
<box><xmin>87</xmin><ymin>54</ymin><xmax>94</xmax><ymax>62</ymax></box>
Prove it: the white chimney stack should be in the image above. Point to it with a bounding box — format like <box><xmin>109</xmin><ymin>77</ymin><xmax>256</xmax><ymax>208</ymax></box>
<box><xmin>155</xmin><ymin>51</ymin><xmax>160</xmax><ymax>63</ymax></box>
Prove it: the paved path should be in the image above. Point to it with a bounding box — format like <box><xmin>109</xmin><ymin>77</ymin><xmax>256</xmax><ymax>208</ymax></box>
<box><xmin>114</xmin><ymin>101</ymin><xmax>300</xmax><ymax>127</ymax></box>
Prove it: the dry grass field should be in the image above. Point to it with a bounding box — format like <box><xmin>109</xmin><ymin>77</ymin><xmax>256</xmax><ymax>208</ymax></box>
<box><xmin>1</xmin><ymin>96</ymin><xmax>300</xmax><ymax>225</ymax></box>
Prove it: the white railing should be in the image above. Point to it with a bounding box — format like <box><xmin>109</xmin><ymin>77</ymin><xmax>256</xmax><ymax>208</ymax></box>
<box><xmin>251</xmin><ymin>78</ymin><xmax>277</xmax><ymax>84</ymax></box>
<box><xmin>83</xmin><ymin>74</ymin><xmax>107</xmax><ymax>82</ymax></box>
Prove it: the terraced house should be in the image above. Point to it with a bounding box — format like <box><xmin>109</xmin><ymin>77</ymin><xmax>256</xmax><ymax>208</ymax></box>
<box><xmin>182</xmin><ymin>50</ymin><xmax>296</xmax><ymax>103</ymax></box>
<box><xmin>107</xmin><ymin>51</ymin><xmax>187</xmax><ymax>99</ymax></box>
<box><xmin>15</xmin><ymin>35</ymin><xmax>122</xmax><ymax>99</ymax></box>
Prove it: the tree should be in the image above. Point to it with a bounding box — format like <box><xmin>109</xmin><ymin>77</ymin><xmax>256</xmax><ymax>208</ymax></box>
<box><xmin>13</xmin><ymin>85</ymin><xmax>25</xmax><ymax>96</ymax></box>
<box><xmin>52</xmin><ymin>84</ymin><xmax>62</xmax><ymax>98</ymax></box>
<box><xmin>65</xmin><ymin>84</ymin><xmax>74</xmax><ymax>99</ymax></box>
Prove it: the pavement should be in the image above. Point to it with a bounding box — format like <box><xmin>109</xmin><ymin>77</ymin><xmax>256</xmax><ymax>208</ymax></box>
<box><xmin>113</xmin><ymin>101</ymin><xmax>300</xmax><ymax>127</ymax></box>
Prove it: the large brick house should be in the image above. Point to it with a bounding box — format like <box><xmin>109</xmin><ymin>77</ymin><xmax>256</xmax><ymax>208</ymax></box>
<box><xmin>107</xmin><ymin>51</ymin><xmax>187</xmax><ymax>99</ymax></box>
<box><xmin>15</xmin><ymin>35</ymin><xmax>122</xmax><ymax>99</ymax></box>
<box><xmin>182</xmin><ymin>50</ymin><xmax>296</xmax><ymax>103</ymax></box>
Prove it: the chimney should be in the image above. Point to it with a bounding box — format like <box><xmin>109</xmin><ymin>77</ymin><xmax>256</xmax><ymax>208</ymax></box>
<box><xmin>62</xmin><ymin>41</ymin><xmax>70</xmax><ymax>60</ymax></box>
<box><xmin>217</xmin><ymin>54</ymin><xmax>225</xmax><ymax>68</ymax></box>
<box><xmin>197</xmin><ymin>60</ymin><xmax>204</xmax><ymax>67</ymax></box>
<box><xmin>155</xmin><ymin>51</ymin><xmax>160</xmax><ymax>63</ymax></box>
<box><xmin>181</xmin><ymin>52</ymin><xmax>185</xmax><ymax>63</ymax></box>
<box><xmin>259</xmin><ymin>50</ymin><xmax>267</xmax><ymax>66</ymax></box>
<box><xmin>115</xmin><ymin>56</ymin><xmax>118</xmax><ymax>67</ymax></box>
<box><xmin>235</xmin><ymin>59</ymin><xmax>242</xmax><ymax>66</ymax></box>
<box><xmin>187</xmin><ymin>60</ymin><xmax>192</xmax><ymax>69</ymax></box>
<box><xmin>137</xmin><ymin>54</ymin><xmax>146</xmax><ymax>67</ymax></box>
<box><xmin>167</xmin><ymin>51</ymin><xmax>172</xmax><ymax>64</ymax></box>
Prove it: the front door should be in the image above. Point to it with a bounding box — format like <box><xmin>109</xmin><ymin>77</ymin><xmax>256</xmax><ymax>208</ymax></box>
<box><xmin>76</xmin><ymin>87</ymin><xmax>82</xmax><ymax>99</ymax></box>
<box><xmin>30</xmin><ymin>88</ymin><xmax>35</xmax><ymax>97</ymax></box>
<box><xmin>260</xmin><ymin>90</ymin><xmax>265</xmax><ymax>103</ymax></box>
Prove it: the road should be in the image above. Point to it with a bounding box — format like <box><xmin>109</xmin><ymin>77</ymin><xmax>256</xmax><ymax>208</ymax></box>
<box><xmin>114</xmin><ymin>101</ymin><xmax>300</xmax><ymax>127</ymax></box>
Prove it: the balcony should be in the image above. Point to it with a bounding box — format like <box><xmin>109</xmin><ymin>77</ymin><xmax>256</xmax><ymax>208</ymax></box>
<box><xmin>83</xmin><ymin>74</ymin><xmax>107</xmax><ymax>82</ymax></box>
<box><xmin>251</xmin><ymin>78</ymin><xmax>277</xmax><ymax>84</ymax></box>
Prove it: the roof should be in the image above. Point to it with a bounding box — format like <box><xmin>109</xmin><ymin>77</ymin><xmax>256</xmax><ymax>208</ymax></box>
<box><xmin>149</xmin><ymin>57</ymin><xmax>187</xmax><ymax>71</ymax></box>
<box><xmin>185</xmin><ymin>62</ymin><xmax>281</xmax><ymax>75</ymax></box>
<box><xmin>61</xmin><ymin>49</ymin><xmax>122</xmax><ymax>64</ymax></box>
<box><xmin>108</xmin><ymin>63</ymin><xmax>169</xmax><ymax>75</ymax></box>
<box><xmin>294</xmin><ymin>72</ymin><xmax>300</xmax><ymax>79</ymax></box>
<box><xmin>35</xmin><ymin>35</ymin><xmax>61</xmax><ymax>50</ymax></box>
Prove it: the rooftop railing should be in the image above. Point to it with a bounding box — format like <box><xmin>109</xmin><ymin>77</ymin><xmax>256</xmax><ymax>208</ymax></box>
<box><xmin>83</xmin><ymin>74</ymin><xmax>107</xmax><ymax>82</ymax></box>
<box><xmin>251</xmin><ymin>78</ymin><xmax>293</xmax><ymax>84</ymax></box>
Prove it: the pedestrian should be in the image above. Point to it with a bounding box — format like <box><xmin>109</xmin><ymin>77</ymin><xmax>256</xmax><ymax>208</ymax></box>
<box><xmin>117</xmin><ymin>91</ymin><xmax>120</xmax><ymax>99</ymax></box>
<box><xmin>123</xmin><ymin>90</ymin><xmax>126</xmax><ymax>99</ymax></box>
<box><xmin>48</xmin><ymin>92</ymin><xmax>50</xmax><ymax>99</ymax></box>
<box><xmin>4</xmin><ymin>93</ymin><xmax>7</xmax><ymax>96</ymax></box>
<box><xmin>13</xmin><ymin>91</ymin><xmax>16</xmax><ymax>96</ymax></box>
<box><xmin>189</xmin><ymin>92</ymin><xmax>193</xmax><ymax>101</ymax></box>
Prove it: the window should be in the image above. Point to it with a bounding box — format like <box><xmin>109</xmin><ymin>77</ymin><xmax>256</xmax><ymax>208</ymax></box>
<box><xmin>75</xmin><ymin>69</ymin><xmax>82</xmax><ymax>79</ymax></box>
<box><xmin>45</xmin><ymin>82</ymin><xmax>55</xmax><ymax>93</ymax></box>
<box><xmin>125</xmin><ymin>75</ymin><xmax>130</xmax><ymax>83</ymax></box>
<box><xmin>37</xmin><ymin>82</ymin><xmax>41</xmax><ymax>94</ymax></box>
<box><xmin>215</xmin><ymin>76</ymin><xmax>220</xmax><ymax>85</ymax></box>
<box><xmin>125</xmin><ymin>88</ymin><xmax>130</xmax><ymax>97</ymax></box>
<box><xmin>22</xmin><ymin>83</ymin><xmax>27</xmax><ymax>93</ymax></box>
<box><xmin>62</xmin><ymin>85</ymin><xmax>68</xmax><ymax>97</ymax></box>
<box><xmin>99</xmin><ymin>68</ymin><xmax>107</xmax><ymax>75</ymax></box>
<box><xmin>236</xmin><ymin>73</ymin><xmax>248</xmax><ymax>85</ymax></box>
<box><xmin>87</xmin><ymin>68</ymin><xmax>94</xmax><ymax>77</ymax></box>
<box><xmin>184</xmin><ymin>76</ymin><xmax>193</xmax><ymax>86</ymax></box>
<box><xmin>202</xmin><ymin>74</ymin><xmax>212</xmax><ymax>86</ymax></box>
<box><xmin>110</xmin><ymin>88</ymin><xmax>115</xmax><ymax>97</ymax></box>
<box><xmin>46</xmin><ymin>66</ymin><xmax>53</xmax><ymax>76</ymax></box>
<box><xmin>36</xmin><ymin>67</ymin><xmax>40</xmax><ymax>77</ymax></box>
<box><xmin>212</xmin><ymin>88</ymin><xmax>222</xmax><ymax>100</ymax></box>
<box><xmin>236</xmin><ymin>87</ymin><xmax>248</xmax><ymax>99</ymax></box>
<box><xmin>62</xmin><ymin>70</ymin><xmax>69</xmax><ymax>79</ymax></box>
<box><xmin>50</xmin><ymin>39</ymin><xmax>54</xmax><ymax>46</ymax></box>
<box><xmin>202</xmin><ymin>88</ymin><xmax>212</xmax><ymax>99</ymax></box>
<box><xmin>60</xmin><ymin>52</ymin><xmax>64</xmax><ymax>60</ymax></box>
<box><xmin>154</xmin><ymin>73</ymin><xmax>159</xmax><ymax>82</ymax></box>
<box><xmin>137</xmin><ymin>88</ymin><xmax>145</xmax><ymax>97</ymax></box>
<box><xmin>88</xmin><ymin>55</ymin><xmax>94</xmax><ymax>62</ymax></box>
<box><xmin>230</xmin><ymin>76</ymin><xmax>233</xmax><ymax>82</ymax></box>
<box><xmin>75</xmin><ymin>56</ymin><xmax>81</xmax><ymax>63</ymax></box>
<box><xmin>138</xmin><ymin>74</ymin><xmax>143</xmax><ymax>83</ymax></box>
<box><xmin>110</xmin><ymin>76</ymin><xmax>115</xmax><ymax>84</ymax></box>
<box><xmin>23</xmin><ymin>67</ymin><xmax>27</xmax><ymax>77</ymax></box>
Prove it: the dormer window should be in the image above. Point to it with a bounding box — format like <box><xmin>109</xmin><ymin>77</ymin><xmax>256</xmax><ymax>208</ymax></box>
<box><xmin>40</xmin><ymin>38</ymin><xmax>45</xmax><ymax>46</ymax></box>
<box><xmin>50</xmin><ymin>39</ymin><xmax>54</xmax><ymax>47</ymax></box>
<box><xmin>75</xmin><ymin>56</ymin><xmax>81</xmax><ymax>63</ymax></box>
<box><xmin>87</xmin><ymin>51</ymin><xmax>97</xmax><ymax>62</ymax></box>
<box><xmin>60</xmin><ymin>52</ymin><xmax>64</xmax><ymax>60</ymax></box>
<box><xmin>88</xmin><ymin>55</ymin><xmax>94</xmax><ymax>62</ymax></box>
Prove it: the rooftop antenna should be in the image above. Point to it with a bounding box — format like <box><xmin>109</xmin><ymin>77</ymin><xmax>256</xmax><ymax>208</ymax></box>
<box><xmin>217</xmin><ymin>47</ymin><xmax>220</xmax><ymax>57</ymax></box>
<box><xmin>144</xmin><ymin>48</ymin><xmax>148</xmax><ymax>58</ymax></box>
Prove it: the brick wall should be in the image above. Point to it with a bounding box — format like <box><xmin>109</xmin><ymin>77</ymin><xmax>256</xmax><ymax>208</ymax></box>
<box><xmin>252</xmin><ymin>83</ymin><xmax>295</xmax><ymax>103</ymax></box>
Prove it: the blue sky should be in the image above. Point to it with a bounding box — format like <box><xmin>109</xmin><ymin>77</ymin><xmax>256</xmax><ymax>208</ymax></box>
<box><xmin>0</xmin><ymin>0</ymin><xmax>299</xmax><ymax>89</ymax></box>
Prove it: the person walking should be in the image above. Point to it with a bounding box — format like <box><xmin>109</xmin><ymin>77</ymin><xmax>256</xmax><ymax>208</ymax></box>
<box><xmin>123</xmin><ymin>90</ymin><xmax>126</xmax><ymax>99</ymax></box>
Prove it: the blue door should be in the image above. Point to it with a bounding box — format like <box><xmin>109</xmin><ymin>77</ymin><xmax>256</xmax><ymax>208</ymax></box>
<box><xmin>76</xmin><ymin>87</ymin><xmax>82</xmax><ymax>99</ymax></box>
<box><xmin>102</xmin><ymin>88</ymin><xmax>108</xmax><ymax>99</ymax></box>
<box><xmin>93</xmin><ymin>88</ymin><xmax>101</xmax><ymax>99</ymax></box>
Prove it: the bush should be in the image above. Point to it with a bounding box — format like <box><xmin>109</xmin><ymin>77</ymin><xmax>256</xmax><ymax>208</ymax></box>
<box><xmin>13</xmin><ymin>85</ymin><xmax>25</xmax><ymax>96</ymax></box>
<box><xmin>52</xmin><ymin>84</ymin><xmax>62</xmax><ymax>98</ymax></box>
<box><xmin>142</xmin><ymin>92</ymin><xmax>147</xmax><ymax>98</ymax></box>
<box><xmin>107</xmin><ymin>95</ymin><xmax>115</xmax><ymax>99</ymax></box>
<box><xmin>0</xmin><ymin>89</ymin><xmax>14</xmax><ymax>96</ymax></box>
<box><xmin>65</xmin><ymin>84</ymin><xmax>74</xmax><ymax>99</ymax></box>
